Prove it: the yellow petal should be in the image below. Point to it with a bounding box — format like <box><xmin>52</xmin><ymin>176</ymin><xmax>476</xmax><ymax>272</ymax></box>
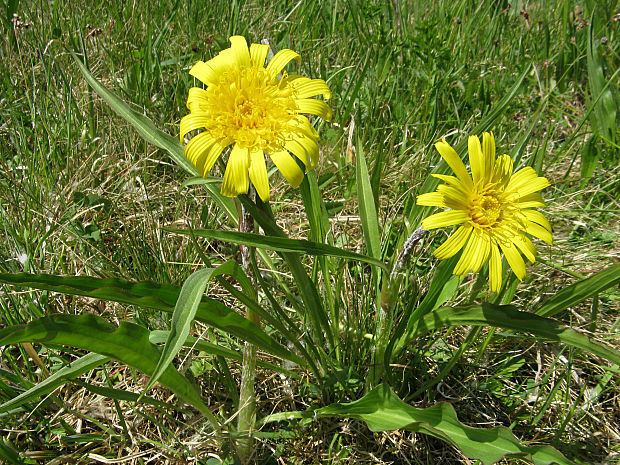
<box><xmin>493</xmin><ymin>154</ymin><xmax>513</xmax><ymax>186</ymax></box>
<box><xmin>221</xmin><ymin>144</ymin><xmax>249</xmax><ymax>197</ymax></box>
<box><xmin>422</xmin><ymin>210</ymin><xmax>470</xmax><ymax>230</ymax></box>
<box><xmin>249</xmin><ymin>43</ymin><xmax>270</xmax><ymax>67</ymax></box>
<box><xmin>285</xmin><ymin>134</ymin><xmax>319</xmax><ymax>170</ymax></box>
<box><xmin>453</xmin><ymin>228</ymin><xmax>490</xmax><ymax>275</ymax></box>
<box><xmin>180</xmin><ymin>114</ymin><xmax>210</xmax><ymax>140</ymax></box>
<box><xmin>186</xmin><ymin>87</ymin><xmax>209</xmax><ymax>112</ymax></box>
<box><xmin>228</xmin><ymin>36</ymin><xmax>250</xmax><ymax>67</ymax></box>
<box><xmin>417</xmin><ymin>192</ymin><xmax>446</xmax><ymax>207</ymax></box>
<box><xmin>506</xmin><ymin>167</ymin><xmax>550</xmax><ymax>197</ymax></box>
<box><xmin>435</xmin><ymin>139</ymin><xmax>473</xmax><ymax>190</ymax></box>
<box><xmin>266</xmin><ymin>49</ymin><xmax>300</xmax><ymax>80</ymax></box>
<box><xmin>489</xmin><ymin>243</ymin><xmax>503</xmax><ymax>293</ymax></box>
<box><xmin>184</xmin><ymin>132</ymin><xmax>220</xmax><ymax>175</ymax></box>
<box><xmin>498</xmin><ymin>241</ymin><xmax>526</xmax><ymax>281</ymax></box>
<box><xmin>290</xmin><ymin>77</ymin><xmax>332</xmax><ymax>99</ymax></box>
<box><xmin>468</xmin><ymin>135</ymin><xmax>484</xmax><ymax>184</ymax></box>
<box><xmin>270</xmin><ymin>150</ymin><xmax>305</xmax><ymax>188</ymax></box>
<box><xmin>523</xmin><ymin>220</ymin><xmax>553</xmax><ymax>245</ymax></box>
<box><xmin>434</xmin><ymin>224</ymin><xmax>472</xmax><ymax>260</ymax></box>
<box><xmin>520</xmin><ymin>209</ymin><xmax>552</xmax><ymax>233</ymax></box>
<box><xmin>295</xmin><ymin>99</ymin><xmax>332</xmax><ymax>122</ymax></box>
<box><xmin>248</xmin><ymin>147</ymin><xmax>270</xmax><ymax>202</ymax></box>
<box><xmin>511</xmin><ymin>233</ymin><xmax>536</xmax><ymax>263</ymax></box>
<box><xmin>482</xmin><ymin>132</ymin><xmax>496</xmax><ymax>179</ymax></box>
<box><xmin>516</xmin><ymin>192</ymin><xmax>546</xmax><ymax>208</ymax></box>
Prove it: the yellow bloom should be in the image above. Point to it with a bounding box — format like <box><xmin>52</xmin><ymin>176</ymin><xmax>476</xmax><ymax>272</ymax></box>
<box><xmin>180</xmin><ymin>36</ymin><xmax>332</xmax><ymax>202</ymax></box>
<box><xmin>417</xmin><ymin>132</ymin><xmax>552</xmax><ymax>293</ymax></box>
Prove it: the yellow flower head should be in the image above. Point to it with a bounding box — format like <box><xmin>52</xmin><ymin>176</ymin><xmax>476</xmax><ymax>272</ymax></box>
<box><xmin>417</xmin><ymin>132</ymin><xmax>553</xmax><ymax>293</ymax></box>
<box><xmin>180</xmin><ymin>36</ymin><xmax>332</xmax><ymax>202</ymax></box>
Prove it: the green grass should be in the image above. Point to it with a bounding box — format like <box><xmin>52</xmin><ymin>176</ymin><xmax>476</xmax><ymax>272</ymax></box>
<box><xmin>1</xmin><ymin>0</ymin><xmax>619</xmax><ymax>463</ymax></box>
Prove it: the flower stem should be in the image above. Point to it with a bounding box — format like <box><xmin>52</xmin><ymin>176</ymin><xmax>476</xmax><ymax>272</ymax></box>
<box><xmin>370</xmin><ymin>227</ymin><xmax>425</xmax><ymax>387</ymax></box>
<box><xmin>237</xmin><ymin>187</ymin><xmax>258</xmax><ymax>463</ymax></box>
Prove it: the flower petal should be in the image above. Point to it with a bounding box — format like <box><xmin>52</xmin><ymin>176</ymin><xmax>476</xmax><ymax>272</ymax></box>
<box><xmin>417</xmin><ymin>192</ymin><xmax>446</xmax><ymax>207</ymax></box>
<box><xmin>511</xmin><ymin>233</ymin><xmax>536</xmax><ymax>263</ymax></box>
<box><xmin>228</xmin><ymin>36</ymin><xmax>250</xmax><ymax>67</ymax></box>
<box><xmin>506</xmin><ymin>167</ymin><xmax>550</xmax><ymax>198</ymax></box>
<box><xmin>186</xmin><ymin>87</ymin><xmax>209</xmax><ymax>112</ymax></box>
<box><xmin>180</xmin><ymin>114</ymin><xmax>210</xmax><ymax>140</ymax></box>
<box><xmin>248</xmin><ymin>147</ymin><xmax>270</xmax><ymax>202</ymax></box>
<box><xmin>249</xmin><ymin>43</ymin><xmax>270</xmax><ymax>67</ymax></box>
<box><xmin>468</xmin><ymin>135</ymin><xmax>485</xmax><ymax>185</ymax></box>
<box><xmin>489</xmin><ymin>243</ymin><xmax>503</xmax><ymax>293</ymax></box>
<box><xmin>270</xmin><ymin>150</ymin><xmax>304</xmax><ymax>188</ymax></box>
<box><xmin>295</xmin><ymin>98</ymin><xmax>332</xmax><ymax>121</ymax></box>
<box><xmin>482</xmin><ymin>132</ymin><xmax>496</xmax><ymax>179</ymax></box>
<box><xmin>516</xmin><ymin>192</ymin><xmax>546</xmax><ymax>208</ymax></box>
<box><xmin>435</xmin><ymin>139</ymin><xmax>473</xmax><ymax>190</ymax></box>
<box><xmin>290</xmin><ymin>76</ymin><xmax>332</xmax><ymax>99</ymax></box>
<box><xmin>434</xmin><ymin>224</ymin><xmax>472</xmax><ymax>259</ymax></box>
<box><xmin>422</xmin><ymin>210</ymin><xmax>470</xmax><ymax>230</ymax></box>
<box><xmin>285</xmin><ymin>134</ymin><xmax>319</xmax><ymax>170</ymax></box>
<box><xmin>454</xmin><ymin>228</ymin><xmax>490</xmax><ymax>275</ymax></box>
<box><xmin>520</xmin><ymin>209</ymin><xmax>552</xmax><ymax>233</ymax></box>
<box><xmin>221</xmin><ymin>144</ymin><xmax>249</xmax><ymax>197</ymax></box>
<box><xmin>523</xmin><ymin>220</ymin><xmax>553</xmax><ymax>245</ymax></box>
<box><xmin>498</xmin><ymin>241</ymin><xmax>526</xmax><ymax>281</ymax></box>
<box><xmin>184</xmin><ymin>132</ymin><xmax>219</xmax><ymax>174</ymax></box>
<box><xmin>266</xmin><ymin>49</ymin><xmax>300</xmax><ymax>80</ymax></box>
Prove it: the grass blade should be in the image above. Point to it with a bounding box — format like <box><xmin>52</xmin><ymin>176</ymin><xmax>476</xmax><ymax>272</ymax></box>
<box><xmin>355</xmin><ymin>137</ymin><xmax>381</xmax><ymax>260</ymax></box>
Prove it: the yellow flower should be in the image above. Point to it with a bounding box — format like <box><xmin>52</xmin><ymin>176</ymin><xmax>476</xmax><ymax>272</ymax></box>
<box><xmin>180</xmin><ymin>36</ymin><xmax>332</xmax><ymax>202</ymax></box>
<box><xmin>417</xmin><ymin>132</ymin><xmax>552</xmax><ymax>293</ymax></box>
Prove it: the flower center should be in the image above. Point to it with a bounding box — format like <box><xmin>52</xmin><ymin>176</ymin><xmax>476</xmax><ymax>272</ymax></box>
<box><xmin>204</xmin><ymin>66</ymin><xmax>298</xmax><ymax>151</ymax></box>
<box><xmin>470</xmin><ymin>185</ymin><xmax>504</xmax><ymax>227</ymax></box>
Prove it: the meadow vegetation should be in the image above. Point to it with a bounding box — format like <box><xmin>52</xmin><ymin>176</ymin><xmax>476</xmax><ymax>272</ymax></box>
<box><xmin>0</xmin><ymin>0</ymin><xmax>618</xmax><ymax>463</ymax></box>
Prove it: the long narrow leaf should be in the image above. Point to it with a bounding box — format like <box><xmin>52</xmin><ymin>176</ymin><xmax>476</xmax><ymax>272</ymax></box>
<box><xmin>262</xmin><ymin>384</ymin><xmax>573</xmax><ymax>465</ymax></box>
<box><xmin>355</xmin><ymin>139</ymin><xmax>381</xmax><ymax>259</ymax></box>
<box><xmin>147</xmin><ymin>261</ymin><xmax>254</xmax><ymax>392</ymax></box>
<box><xmin>167</xmin><ymin>228</ymin><xmax>388</xmax><ymax>272</ymax></box>
<box><xmin>0</xmin><ymin>272</ymin><xmax>303</xmax><ymax>365</ymax></box>
<box><xmin>536</xmin><ymin>264</ymin><xmax>620</xmax><ymax>318</ymax></box>
<box><xmin>0</xmin><ymin>353</ymin><xmax>109</xmax><ymax>413</ymax></box>
<box><xmin>0</xmin><ymin>315</ymin><xmax>214</xmax><ymax>420</ymax></box>
<box><xmin>401</xmin><ymin>304</ymin><xmax>620</xmax><ymax>366</ymax></box>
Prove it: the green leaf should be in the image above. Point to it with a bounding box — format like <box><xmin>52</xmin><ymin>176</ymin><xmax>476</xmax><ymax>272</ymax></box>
<box><xmin>71</xmin><ymin>52</ymin><xmax>238</xmax><ymax>224</ymax></box>
<box><xmin>71</xmin><ymin>52</ymin><xmax>196</xmax><ymax>176</ymax></box>
<box><xmin>355</xmin><ymin>139</ymin><xmax>381</xmax><ymax>260</ymax></box>
<box><xmin>146</xmin><ymin>261</ymin><xmax>254</xmax><ymax>392</ymax></box>
<box><xmin>536</xmin><ymin>264</ymin><xmax>620</xmax><ymax>318</ymax></box>
<box><xmin>0</xmin><ymin>352</ymin><xmax>109</xmax><ymax>413</ymax></box>
<box><xmin>263</xmin><ymin>384</ymin><xmax>574</xmax><ymax>465</ymax></box>
<box><xmin>406</xmin><ymin>304</ymin><xmax>620</xmax><ymax>366</ymax></box>
<box><xmin>167</xmin><ymin>228</ymin><xmax>388</xmax><ymax>272</ymax></box>
<box><xmin>0</xmin><ymin>272</ymin><xmax>303</xmax><ymax>366</ymax></box>
<box><xmin>0</xmin><ymin>315</ymin><xmax>215</xmax><ymax>421</ymax></box>
<box><xmin>586</xmin><ymin>17</ymin><xmax>617</xmax><ymax>146</ymax></box>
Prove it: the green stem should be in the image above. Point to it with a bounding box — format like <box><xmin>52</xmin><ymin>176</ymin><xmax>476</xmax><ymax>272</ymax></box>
<box><xmin>237</xmin><ymin>189</ymin><xmax>258</xmax><ymax>463</ymax></box>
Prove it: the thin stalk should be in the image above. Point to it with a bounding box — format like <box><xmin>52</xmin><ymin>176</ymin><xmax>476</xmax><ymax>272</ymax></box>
<box><xmin>369</xmin><ymin>227</ymin><xmax>425</xmax><ymax>388</ymax></box>
<box><xmin>237</xmin><ymin>186</ymin><xmax>258</xmax><ymax>463</ymax></box>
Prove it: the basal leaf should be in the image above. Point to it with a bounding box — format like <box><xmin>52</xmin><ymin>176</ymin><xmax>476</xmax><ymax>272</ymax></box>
<box><xmin>0</xmin><ymin>314</ymin><xmax>214</xmax><ymax>421</ymax></box>
<box><xmin>0</xmin><ymin>352</ymin><xmax>109</xmax><ymax>413</ymax></box>
<box><xmin>262</xmin><ymin>384</ymin><xmax>574</xmax><ymax>465</ymax></box>
<box><xmin>0</xmin><ymin>272</ymin><xmax>303</xmax><ymax>365</ymax></box>
<box><xmin>405</xmin><ymin>303</ymin><xmax>620</xmax><ymax>366</ymax></box>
